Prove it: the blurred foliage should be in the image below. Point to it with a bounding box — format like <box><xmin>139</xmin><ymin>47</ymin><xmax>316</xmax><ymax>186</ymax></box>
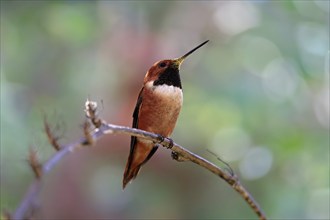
<box><xmin>1</xmin><ymin>1</ymin><xmax>329</xmax><ymax>219</ymax></box>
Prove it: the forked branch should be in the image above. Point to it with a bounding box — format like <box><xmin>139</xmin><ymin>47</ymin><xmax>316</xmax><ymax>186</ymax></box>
<box><xmin>12</xmin><ymin>100</ymin><xmax>267</xmax><ymax>220</ymax></box>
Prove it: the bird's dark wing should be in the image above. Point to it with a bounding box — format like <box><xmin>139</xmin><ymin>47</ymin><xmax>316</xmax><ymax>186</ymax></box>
<box><xmin>126</xmin><ymin>87</ymin><xmax>144</xmax><ymax>172</ymax></box>
<box><xmin>132</xmin><ymin>87</ymin><xmax>144</xmax><ymax>129</ymax></box>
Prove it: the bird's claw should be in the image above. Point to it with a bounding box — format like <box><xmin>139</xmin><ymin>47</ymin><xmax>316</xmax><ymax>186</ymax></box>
<box><xmin>156</xmin><ymin>135</ymin><xmax>173</xmax><ymax>149</ymax></box>
<box><xmin>156</xmin><ymin>134</ymin><xmax>165</xmax><ymax>143</ymax></box>
<box><xmin>171</xmin><ymin>151</ymin><xmax>179</xmax><ymax>160</ymax></box>
<box><xmin>167</xmin><ymin>138</ymin><xmax>174</xmax><ymax>149</ymax></box>
<box><xmin>171</xmin><ymin>151</ymin><xmax>188</xmax><ymax>162</ymax></box>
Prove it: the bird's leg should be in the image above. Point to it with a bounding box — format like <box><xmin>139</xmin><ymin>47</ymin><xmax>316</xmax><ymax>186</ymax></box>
<box><xmin>154</xmin><ymin>135</ymin><xmax>185</xmax><ymax>161</ymax></box>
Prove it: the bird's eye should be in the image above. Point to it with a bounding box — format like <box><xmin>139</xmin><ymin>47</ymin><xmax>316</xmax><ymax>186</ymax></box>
<box><xmin>158</xmin><ymin>62</ymin><xmax>167</xmax><ymax>68</ymax></box>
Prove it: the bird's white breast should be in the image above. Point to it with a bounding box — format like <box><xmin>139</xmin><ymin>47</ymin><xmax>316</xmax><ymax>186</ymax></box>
<box><xmin>146</xmin><ymin>81</ymin><xmax>183</xmax><ymax>105</ymax></box>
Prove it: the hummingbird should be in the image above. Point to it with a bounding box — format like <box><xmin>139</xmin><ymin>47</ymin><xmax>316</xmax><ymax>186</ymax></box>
<box><xmin>123</xmin><ymin>40</ymin><xmax>209</xmax><ymax>189</ymax></box>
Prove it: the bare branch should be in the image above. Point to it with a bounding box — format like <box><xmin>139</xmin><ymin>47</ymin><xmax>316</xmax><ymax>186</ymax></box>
<box><xmin>13</xmin><ymin>181</ymin><xmax>42</xmax><ymax>220</ymax></box>
<box><xmin>13</xmin><ymin>101</ymin><xmax>267</xmax><ymax>220</ymax></box>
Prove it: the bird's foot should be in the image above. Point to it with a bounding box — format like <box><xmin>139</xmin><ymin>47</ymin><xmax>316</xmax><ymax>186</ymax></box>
<box><xmin>171</xmin><ymin>151</ymin><xmax>179</xmax><ymax>160</ymax></box>
<box><xmin>156</xmin><ymin>134</ymin><xmax>165</xmax><ymax>144</ymax></box>
<box><xmin>166</xmin><ymin>137</ymin><xmax>174</xmax><ymax>149</ymax></box>
<box><xmin>171</xmin><ymin>151</ymin><xmax>188</xmax><ymax>162</ymax></box>
<box><xmin>156</xmin><ymin>135</ymin><xmax>174</xmax><ymax>149</ymax></box>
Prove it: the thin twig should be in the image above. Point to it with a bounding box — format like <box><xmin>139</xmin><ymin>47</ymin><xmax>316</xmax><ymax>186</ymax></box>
<box><xmin>82</xmin><ymin>120</ymin><xmax>94</xmax><ymax>146</ymax></box>
<box><xmin>13</xmin><ymin>122</ymin><xmax>267</xmax><ymax>220</ymax></box>
<box><xmin>206</xmin><ymin>149</ymin><xmax>234</xmax><ymax>176</ymax></box>
<box><xmin>84</xmin><ymin>99</ymin><xmax>102</xmax><ymax>128</ymax></box>
<box><xmin>27</xmin><ymin>147</ymin><xmax>42</xmax><ymax>179</ymax></box>
<box><xmin>44</xmin><ymin>116</ymin><xmax>61</xmax><ymax>151</ymax></box>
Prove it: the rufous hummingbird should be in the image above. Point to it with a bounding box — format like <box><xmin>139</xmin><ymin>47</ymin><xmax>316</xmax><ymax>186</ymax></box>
<box><xmin>123</xmin><ymin>40</ymin><xmax>209</xmax><ymax>189</ymax></box>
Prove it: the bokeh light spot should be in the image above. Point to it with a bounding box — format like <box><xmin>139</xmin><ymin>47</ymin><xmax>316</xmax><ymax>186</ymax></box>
<box><xmin>213</xmin><ymin>1</ymin><xmax>260</xmax><ymax>36</ymax></box>
<box><xmin>235</xmin><ymin>36</ymin><xmax>282</xmax><ymax>76</ymax></box>
<box><xmin>262</xmin><ymin>58</ymin><xmax>300</xmax><ymax>102</ymax></box>
<box><xmin>307</xmin><ymin>188</ymin><xmax>330</xmax><ymax>219</ymax></box>
<box><xmin>297</xmin><ymin>22</ymin><xmax>328</xmax><ymax>56</ymax></box>
<box><xmin>211</xmin><ymin>127</ymin><xmax>251</xmax><ymax>162</ymax></box>
<box><xmin>239</xmin><ymin>146</ymin><xmax>273</xmax><ymax>180</ymax></box>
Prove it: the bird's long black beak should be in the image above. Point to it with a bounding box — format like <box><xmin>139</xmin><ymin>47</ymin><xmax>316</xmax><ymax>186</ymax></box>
<box><xmin>173</xmin><ymin>40</ymin><xmax>209</xmax><ymax>68</ymax></box>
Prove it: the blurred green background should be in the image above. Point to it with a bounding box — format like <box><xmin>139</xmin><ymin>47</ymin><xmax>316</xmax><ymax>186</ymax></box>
<box><xmin>1</xmin><ymin>1</ymin><xmax>329</xmax><ymax>219</ymax></box>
